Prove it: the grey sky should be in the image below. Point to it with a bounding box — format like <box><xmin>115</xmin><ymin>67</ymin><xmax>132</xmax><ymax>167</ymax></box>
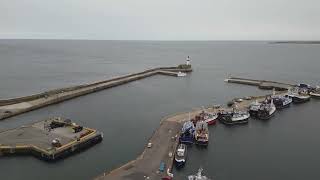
<box><xmin>1</xmin><ymin>0</ymin><xmax>319</xmax><ymax>40</ymax></box>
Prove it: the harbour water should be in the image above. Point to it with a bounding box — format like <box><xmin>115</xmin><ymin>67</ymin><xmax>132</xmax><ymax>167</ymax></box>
<box><xmin>0</xmin><ymin>40</ymin><xmax>319</xmax><ymax>180</ymax></box>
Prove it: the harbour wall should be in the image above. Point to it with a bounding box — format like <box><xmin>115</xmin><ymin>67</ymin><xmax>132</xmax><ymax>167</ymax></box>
<box><xmin>0</xmin><ymin>66</ymin><xmax>192</xmax><ymax>120</ymax></box>
<box><xmin>225</xmin><ymin>76</ymin><xmax>293</xmax><ymax>90</ymax></box>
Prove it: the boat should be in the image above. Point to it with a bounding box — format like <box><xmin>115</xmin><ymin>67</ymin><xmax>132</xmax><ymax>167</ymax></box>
<box><xmin>177</xmin><ymin>71</ymin><xmax>187</xmax><ymax>77</ymax></box>
<box><xmin>310</xmin><ymin>91</ymin><xmax>320</xmax><ymax>98</ymax></box>
<box><xmin>194</xmin><ymin>121</ymin><xmax>209</xmax><ymax>146</ymax></box>
<box><xmin>199</xmin><ymin>109</ymin><xmax>218</xmax><ymax>125</ymax></box>
<box><xmin>179</xmin><ymin>120</ymin><xmax>195</xmax><ymax>144</ymax></box>
<box><xmin>310</xmin><ymin>86</ymin><xmax>320</xmax><ymax>98</ymax></box>
<box><xmin>174</xmin><ymin>143</ymin><xmax>187</xmax><ymax>168</ymax></box>
<box><xmin>257</xmin><ymin>97</ymin><xmax>276</xmax><ymax>120</ymax></box>
<box><xmin>290</xmin><ymin>94</ymin><xmax>311</xmax><ymax>103</ymax></box>
<box><xmin>272</xmin><ymin>93</ymin><xmax>292</xmax><ymax>109</ymax></box>
<box><xmin>249</xmin><ymin>100</ymin><xmax>261</xmax><ymax>118</ymax></box>
<box><xmin>219</xmin><ymin>108</ymin><xmax>250</xmax><ymax>125</ymax></box>
<box><xmin>288</xmin><ymin>87</ymin><xmax>311</xmax><ymax>103</ymax></box>
<box><xmin>188</xmin><ymin>167</ymin><xmax>211</xmax><ymax>180</ymax></box>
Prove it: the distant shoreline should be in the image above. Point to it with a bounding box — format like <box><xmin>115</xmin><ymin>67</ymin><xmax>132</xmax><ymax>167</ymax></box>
<box><xmin>271</xmin><ymin>41</ymin><xmax>320</xmax><ymax>44</ymax></box>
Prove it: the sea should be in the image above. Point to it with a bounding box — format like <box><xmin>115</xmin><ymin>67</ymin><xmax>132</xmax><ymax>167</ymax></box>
<box><xmin>0</xmin><ymin>40</ymin><xmax>319</xmax><ymax>180</ymax></box>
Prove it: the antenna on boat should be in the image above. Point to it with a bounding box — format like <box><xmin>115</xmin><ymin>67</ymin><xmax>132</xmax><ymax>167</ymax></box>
<box><xmin>273</xmin><ymin>88</ymin><xmax>276</xmax><ymax>96</ymax></box>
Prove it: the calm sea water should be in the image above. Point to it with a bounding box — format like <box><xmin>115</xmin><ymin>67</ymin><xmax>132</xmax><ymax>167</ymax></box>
<box><xmin>0</xmin><ymin>40</ymin><xmax>319</xmax><ymax>180</ymax></box>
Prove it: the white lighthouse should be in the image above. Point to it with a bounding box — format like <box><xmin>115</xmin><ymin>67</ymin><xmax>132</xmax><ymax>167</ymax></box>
<box><xmin>186</xmin><ymin>56</ymin><xmax>191</xmax><ymax>65</ymax></box>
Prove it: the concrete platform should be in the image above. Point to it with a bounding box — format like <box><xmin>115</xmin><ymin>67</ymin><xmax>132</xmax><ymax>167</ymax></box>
<box><xmin>0</xmin><ymin>117</ymin><xmax>102</xmax><ymax>161</ymax></box>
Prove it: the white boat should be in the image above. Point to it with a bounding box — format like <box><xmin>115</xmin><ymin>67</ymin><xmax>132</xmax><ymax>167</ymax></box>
<box><xmin>220</xmin><ymin>105</ymin><xmax>250</xmax><ymax>125</ymax></box>
<box><xmin>177</xmin><ymin>71</ymin><xmax>187</xmax><ymax>77</ymax></box>
<box><xmin>174</xmin><ymin>144</ymin><xmax>187</xmax><ymax>168</ymax></box>
<box><xmin>310</xmin><ymin>86</ymin><xmax>320</xmax><ymax>98</ymax></box>
<box><xmin>257</xmin><ymin>98</ymin><xmax>276</xmax><ymax>120</ymax></box>
<box><xmin>249</xmin><ymin>100</ymin><xmax>261</xmax><ymax>117</ymax></box>
<box><xmin>188</xmin><ymin>168</ymin><xmax>211</xmax><ymax>180</ymax></box>
<box><xmin>310</xmin><ymin>91</ymin><xmax>320</xmax><ymax>98</ymax></box>
<box><xmin>288</xmin><ymin>87</ymin><xmax>311</xmax><ymax>103</ymax></box>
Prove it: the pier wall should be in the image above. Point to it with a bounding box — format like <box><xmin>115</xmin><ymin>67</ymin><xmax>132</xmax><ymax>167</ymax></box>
<box><xmin>226</xmin><ymin>77</ymin><xmax>293</xmax><ymax>90</ymax></box>
<box><xmin>0</xmin><ymin>66</ymin><xmax>192</xmax><ymax>106</ymax></box>
<box><xmin>0</xmin><ymin>66</ymin><xmax>192</xmax><ymax>120</ymax></box>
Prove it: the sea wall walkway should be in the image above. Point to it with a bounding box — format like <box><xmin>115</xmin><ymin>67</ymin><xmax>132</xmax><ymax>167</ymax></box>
<box><xmin>225</xmin><ymin>76</ymin><xmax>293</xmax><ymax>90</ymax></box>
<box><xmin>0</xmin><ymin>66</ymin><xmax>192</xmax><ymax>120</ymax></box>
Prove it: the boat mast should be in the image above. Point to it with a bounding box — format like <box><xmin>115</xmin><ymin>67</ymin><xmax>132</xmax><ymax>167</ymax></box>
<box><xmin>186</xmin><ymin>56</ymin><xmax>191</xmax><ymax>66</ymax></box>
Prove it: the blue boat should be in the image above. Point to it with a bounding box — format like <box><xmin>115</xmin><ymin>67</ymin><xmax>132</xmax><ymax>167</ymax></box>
<box><xmin>179</xmin><ymin>121</ymin><xmax>195</xmax><ymax>144</ymax></box>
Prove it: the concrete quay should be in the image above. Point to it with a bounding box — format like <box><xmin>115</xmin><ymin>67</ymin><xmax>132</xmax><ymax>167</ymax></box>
<box><xmin>225</xmin><ymin>76</ymin><xmax>293</xmax><ymax>90</ymax></box>
<box><xmin>0</xmin><ymin>66</ymin><xmax>192</xmax><ymax>120</ymax></box>
<box><xmin>96</xmin><ymin>110</ymin><xmax>204</xmax><ymax>180</ymax></box>
<box><xmin>0</xmin><ymin>117</ymin><xmax>102</xmax><ymax>161</ymax></box>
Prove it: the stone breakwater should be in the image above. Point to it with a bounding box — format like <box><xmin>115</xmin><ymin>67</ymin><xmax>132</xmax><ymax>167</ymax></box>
<box><xmin>0</xmin><ymin>66</ymin><xmax>192</xmax><ymax>120</ymax></box>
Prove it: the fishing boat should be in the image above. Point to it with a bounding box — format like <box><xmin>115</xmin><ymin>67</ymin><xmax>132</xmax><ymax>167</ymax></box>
<box><xmin>310</xmin><ymin>86</ymin><xmax>320</xmax><ymax>98</ymax></box>
<box><xmin>249</xmin><ymin>100</ymin><xmax>261</xmax><ymax>118</ymax></box>
<box><xmin>174</xmin><ymin>143</ymin><xmax>187</xmax><ymax>168</ymax></box>
<box><xmin>194</xmin><ymin>121</ymin><xmax>209</xmax><ymax>146</ymax></box>
<box><xmin>310</xmin><ymin>91</ymin><xmax>320</xmax><ymax>98</ymax></box>
<box><xmin>257</xmin><ymin>97</ymin><xmax>276</xmax><ymax>120</ymax></box>
<box><xmin>179</xmin><ymin>120</ymin><xmax>195</xmax><ymax>144</ymax></box>
<box><xmin>219</xmin><ymin>109</ymin><xmax>250</xmax><ymax>125</ymax></box>
<box><xmin>289</xmin><ymin>94</ymin><xmax>311</xmax><ymax>103</ymax></box>
<box><xmin>288</xmin><ymin>87</ymin><xmax>311</xmax><ymax>103</ymax></box>
<box><xmin>199</xmin><ymin>109</ymin><xmax>218</xmax><ymax>125</ymax></box>
<box><xmin>272</xmin><ymin>94</ymin><xmax>292</xmax><ymax>109</ymax></box>
<box><xmin>177</xmin><ymin>71</ymin><xmax>187</xmax><ymax>77</ymax></box>
<box><xmin>188</xmin><ymin>167</ymin><xmax>211</xmax><ymax>180</ymax></box>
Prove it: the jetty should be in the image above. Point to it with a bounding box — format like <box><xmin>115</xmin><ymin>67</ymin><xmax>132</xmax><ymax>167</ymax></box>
<box><xmin>225</xmin><ymin>77</ymin><xmax>293</xmax><ymax>91</ymax></box>
<box><xmin>0</xmin><ymin>65</ymin><xmax>192</xmax><ymax>120</ymax></box>
<box><xmin>96</xmin><ymin>110</ymin><xmax>204</xmax><ymax>180</ymax></box>
<box><xmin>0</xmin><ymin>117</ymin><xmax>102</xmax><ymax>161</ymax></box>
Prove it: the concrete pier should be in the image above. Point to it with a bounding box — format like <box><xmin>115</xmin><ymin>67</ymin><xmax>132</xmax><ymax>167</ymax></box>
<box><xmin>0</xmin><ymin>66</ymin><xmax>192</xmax><ymax>120</ymax></box>
<box><xmin>225</xmin><ymin>77</ymin><xmax>293</xmax><ymax>90</ymax></box>
<box><xmin>0</xmin><ymin>117</ymin><xmax>102</xmax><ymax>161</ymax></box>
<box><xmin>96</xmin><ymin>110</ymin><xmax>204</xmax><ymax>180</ymax></box>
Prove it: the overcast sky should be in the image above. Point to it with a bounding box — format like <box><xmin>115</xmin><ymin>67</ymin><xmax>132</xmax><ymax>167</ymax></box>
<box><xmin>1</xmin><ymin>0</ymin><xmax>319</xmax><ymax>40</ymax></box>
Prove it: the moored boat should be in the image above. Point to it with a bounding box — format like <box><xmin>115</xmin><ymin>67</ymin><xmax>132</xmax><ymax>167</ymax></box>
<box><xmin>177</xmin><ymin>71</ymin><xmax>187</xmax><ymax>77</ymax></box>
<box><xmin>288</xmin><ymin>93</ymin><xmax>311</xmax><ymax>103</ymax></box>
<box><xmin>272</xmin><ymin>94</ymin><xmax>292</xmax><ymax>109</ymax></box>
<box><xmin>249</xmin><ymin>100</ymin><xmax>261</xmax><ymax>118</ymax></box>
<box><xmin>257</xmin><ymin>97</ymin><xmax>276</xmax><ymax>120</ymax></box>
<box><xmin>219</xmin><ymin>110</ymin><xmax>250</xmax><ymax>125</ymax></box>
<box><xmin>194</xmin><ymin>121</ymin><xmax>209</xmax><ymax>146</ymax></box>
<box><xmin>310</xmin><ymin>91</ymin><xmax>320</xmax><ymax>98</ymax></box>
<box><xmin>174</xmin><ymin>143</ymin><xmax>187</xmax><ymax>168</ymax></box>
<box><xmin>199</xmin><ymin>109</ymin><xmax>218</xmax><ymax>125</ymax></box>
<box><xmin>310</xmin><ymin>86</ymin><xmax>320</xmax><ymax>98</ymax></box>
<box><xmin>179</xmin><ymin>120</ymin><xmax>195</xmax><ymax>144</ymax></box>
<box><xmin>288</xmin><ymin>87</ymin><xmax>311</xmax><ymax>103</ymax></box>
<box><xmin>188</xmin><ymin>167</ymin><xmax>211</xmax><ymax>180</ymax></box>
